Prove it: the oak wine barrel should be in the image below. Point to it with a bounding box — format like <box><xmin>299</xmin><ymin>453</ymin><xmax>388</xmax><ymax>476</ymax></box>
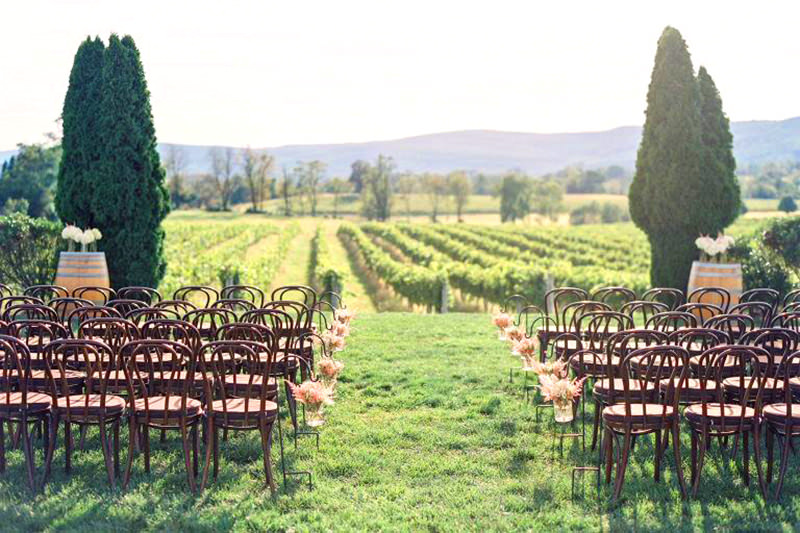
<box><xmin>54</xmin><ymin>252</ymin><xmax>110</xmax><ymax>304</ymax></box>
<box><xmin>687</xmin><ymin>261</ymin><xmax>742</xmax><ymax>309</ymax></box>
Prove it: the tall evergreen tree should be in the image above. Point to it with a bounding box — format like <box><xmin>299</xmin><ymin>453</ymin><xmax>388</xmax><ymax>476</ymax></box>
<box><xmin>629</xmin><ymin>27</ymin><xmax>737</xmax><ymax>289</ymax></box>
<box><xmin>697</xmin><ymin>66</ymin><xmax>740</xmax><ymax>229</ymax></box>
<box><xmin>56</xmin><ymin>36</ymin><xmax>105</xmax><ymax>225</ymax></box>
<box><xmin>92</xmin><ymin>34</ymin><xmax>169</xmax><ymax>288</ymax></box>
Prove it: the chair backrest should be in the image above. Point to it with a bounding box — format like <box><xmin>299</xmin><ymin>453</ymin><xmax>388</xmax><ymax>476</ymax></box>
<box><xmin>544</xmin><ymin>287</ymin><xmax>589</xmax><ymax>326</ymax></box>
<box><xmin>121</xmin><ymin>339</ymin><xmax>200</xmax><ymax>420</ymax></box>
<box><xmin>44</xmin><ymin>339</ymin><xmax>116</xmax><ymax>401</ymax></box>
<box><xmin>516</xmin><ymin>305</ymin><xmax>548</xmax><ymax>334</ymax></box>
<box><xmin>739</xmin><ymin>328</ymin><xmax>800</xmax><ymax>359</ymax></box>
<box><xmin>590</xmin><ymin>286</ymin><xmax>637</xmax><ymax>310</ymax></box>
<box><xmin>215</xmin><ymin>322</ymin><xmax>275</xmax><ymax>347</ymax></box>
<box><xmin>667</xmin><ymin>327</ymin><xmax>729</xmax><ymax>356</ymax></box>
<box><xmin>0</xmin><ymin>284</ymin><xmax>13</xmax><ymax>298</ymax></box>
<box><xmin>77</xmin><ymin>317</ymin><xmax>140</xmax><ymax>353</ymax></box>
<box><xmin>770</xmin><ymin>312</ymin><xmax>800</xmax><ymax>331</ymax></box>
<box><xmin>676</xmin><ymin>302</ymin><xmax>724</xmax><ymax>325</ymax></box>
<box><xmin>502</xmin><ymin>294</ymin><xmax>529</xmax><ymax>315</ymax></box>
<box><xmin>242</xmin><ymin>308</ymin><xmax>298</xmax><ymax>352</ymax></box>
<box><xmin>220</xmin><ymin>285</ymin><xmax>265</xmax><ymax>308</ymax></box>
<box><xmin>644</xmin><ymin>311</ymin><xmax>698</xmax><ymax>332</ymax></box>
<box><xmin>155</xmin><ymin>299</ymin><xmax>198</xmax><ymax>317</ymax></box>
<box><xmin>263</xmin><ymin>300</ymin><xmax>312</xmax><ymax>331</ymax></box>
<box><xmin>562</xmin><ymin>300</ymin><xmax>612</xmax><ymax>335</ymax></box>
<box><xmin>49</xmin><ymin>297</ymin><xmax>93</xmax><ymax>325</ymax></box>
<box><xmin>2</xmin><ymin>304</ymin><xmax>59</xmax><ymax>323</ymax></box>
<box><xmin>66</xmin><ymin>305</ymin><xmax>122</xmax><ymax>333</ymax></box>
<box><xmin>620</xmin><ymin>300</ymin><xmax>669</xmax><ymax>327</ymax></box>
<box><xmin>7</xmin><ymin>320</ymin><xmax>70</xmax><ymax>362</ymax></box>
<box><xmin>729</xmin><ymin>301</ymin><xmax>774</xmax><ymax>328</ymax></box>
<box><xmin>212</xmin><ymin>299</ymin><xmax>257</xmax><ymax>317</ymax></box>
<box><xmin>775</xmin><ymin>351</ymin><xmax>800</xmax><ymax>414</ymax></box>
<box><xmin>0</xmin><ymin>296</ymin><xmax>44</xmax><ymax>314</ymax></box>
<box><xmin>116</xmin><ymin>287</ymin><xmax>162</xmax><ymax>305</ymax></box>
<box><xmin>740</xmin><ymin>288</ymin><xmax>780</xmax><ymax>313</ymax></box>
<box><xmin>184</xmin><ymin>308</ymin><xmax>237</xmax><ymax>341</ymax></box>
<box><xmin>72</xmin><ymin>286</ymin><xmax>116</xmax><ymax>305</ymax></box>
<box><xmin>140</xmin><ymin>319</ymin><xmax>202</xmax><ymax>354</ymax></box>
<box><xmin>125</xmin><ymin>307</ymin><xmax>181</xmax><ymax>326</ymax></box>
<box><xmin>574</xmin><ymin>311</ymin><xmax>633</xmax><ymax>352</ymax></box>
<box><xmin>782</xmin><ymin>288</ymin><xmax>800</xmax><ymax>310</ymax></box>
<box><xmin>703</xmin><ymin>313</ymin><xmax>755</xmax><ymax>343</ymax></box>
<box><xmin>642</xmin><ymin>287</ymin><xmax>685</xmax><ymax>310</ymax></box>
<box><xmin>612</xmin><ymin>345</ymin><xmax>689</xmax><ymax>413</ymax></box>
<box><xmin>107</xmin><ymin>299</ymin><xmax>148</xmax><ymax>316</ymax></box>
<box><xmin>173</xmin><ymin>286</ymin><xmax>219</xmax><ymax>309</ymax></box>
<box><xmin>0</xmin><ymin>335</ymin><xmax>36</xmax><ymax>403</ymax></box>
<box><xmin>270</xmin><ymin>285</ymin><xmax>317</xmax><ymax>309</ymax></box>
<box><xmin>693</xmin><ymin>345</ymin><xmax>769</xmax><ymax>420</ymax></box>
<box><xmin>606</xmin><ymin>329</ymin><xmax>669</xmax><ymax>376</ymax></box>
<box><xmin>688</xmin><ymin>287</ymin><xmax>731</xmax><ymax>313</ymax></box>
<box><xmin>23</xmin><ymin>285</ymin><xmax>69</xmax><ymax>302</ymax></box>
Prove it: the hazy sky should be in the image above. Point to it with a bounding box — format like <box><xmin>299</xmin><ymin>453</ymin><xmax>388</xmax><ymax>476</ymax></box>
<box><xmin>1</xmin><ymin>0</ymin><xmax>799</xmax><ymax>150</ymax></box>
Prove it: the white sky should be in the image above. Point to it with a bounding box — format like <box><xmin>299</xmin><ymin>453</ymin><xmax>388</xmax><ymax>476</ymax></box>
<box><xmin>1</xmin><ymin>0</ymin><xmax>799</xmax><ymax>150</ymax></box>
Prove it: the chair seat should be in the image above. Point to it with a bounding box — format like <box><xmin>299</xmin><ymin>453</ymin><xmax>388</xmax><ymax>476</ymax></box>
<box><xmin>132</xmin><ymin>396</ymin><xmax>203</xmax><ymax>417</ymax></box>
<box><xmin>55</xmin><ymin>394</ymin><xmax>126</xmax><ymax>415</ymax></box>
<box><xmin>763</xmin><ymin>403</ymin><xmax>800</xmax><ymax>423</ymax></box>
<box><xmin>151</xmin><ymin>371</ymin><xmax>207</xmax><ymax>383</ymax></box>
<box><xmin>659</xmin><ymin>378</ymin><xmax>718</xmax><ymax>402</ymax></box>
<box><xmin>685</xmin><ymin>402</ymin><xmax>756</xmax><ymax>423</ymax></box>
<box><xmin>721</xmin><ymin>376</ymin><xmax>783</xmax><ymax>392</ymax></box>
<box><xmin>594</xmin><ymin>378</ymin><xmax>655</xmax><ymax>398</ymax></box>
<box><xmin>602</xmin><ymin>403</ymin><xmax>675</xmax><ymax>424</ymax></box>
<box><xmin>223</xmin><ymin>374</ymin><xmax>278</xmax><ymax>390</ymax></box>
<box><xmin>0</xmin><ymin>392</ymin><xmax>51</xmax><ymax>412</ymax></box>
<box><xmin>210</xmin><ymin>398</ymin><xmax>278</xmax><ymax>422</ymax></box>
<box><xmin>569</xmin><ymin>353</ymin><xmax>619</xmax><ymax>376</ymax></box>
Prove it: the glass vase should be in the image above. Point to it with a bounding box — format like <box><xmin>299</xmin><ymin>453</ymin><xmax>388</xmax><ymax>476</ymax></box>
<box><xmin>553</xmin><ymin>398</ymin><xmax>574</xmax><ymax>423</ymax></box>
<box><xmin>305</xmin><ymin>404</ymin><xmax>326</xmax><ymax>427</ymax></box>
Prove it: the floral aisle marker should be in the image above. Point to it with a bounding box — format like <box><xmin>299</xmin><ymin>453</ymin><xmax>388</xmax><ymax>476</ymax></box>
<box><xmin>288</xmin><ymin>380</ymin><xmax>334</xmax><ymax>427</ymax></box>
<box><xmin>539</xmin><ymin>375</ymin><xmax>585</xmax><ymax>423</ymax></box>
<box><xmin>493</xmin><ymin>312</ymin><xmax>513</xmax><ymax>340</ymax></box>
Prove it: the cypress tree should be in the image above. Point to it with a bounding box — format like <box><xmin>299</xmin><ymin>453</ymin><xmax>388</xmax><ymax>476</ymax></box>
<box><xmin>697</xmin><ymin>66</ymin><xmax>740</xmax><ymax>229</ymax></box>
<box><xmin>56</xmin><ymin>36</ymin><xmax>105</xmax><ymax>225</ymax></box>
<box><xmin>630</xmin><ymin>27</ymin><xmax>731</xmax><ymax>289</ymax></box>
<box><xmin>92</xmin><ymin>34</ymin><xmax>169</xmax><ymax>288</ymax></box>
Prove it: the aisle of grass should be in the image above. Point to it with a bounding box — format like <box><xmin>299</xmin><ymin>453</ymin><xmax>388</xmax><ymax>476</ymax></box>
<box><xmin>2</xmin><ymin>313</ymin><xmax>800</xmax><ymax>531</ymax></box>
<box><xmin>323</xmin><ymin>220</ymin><xmax>376</xmax><ymax>312</ymax></box>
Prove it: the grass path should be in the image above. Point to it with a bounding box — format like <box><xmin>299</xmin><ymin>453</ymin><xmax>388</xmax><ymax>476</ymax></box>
<box><xmin>323</xmin><ymin>221</ymin><xmax>376</xmax><ymax>312</ymax></box>
<box><xmin>267</xmin><ymin>222</ymin><xmax>315</xmax><ymax>292</ymax></box>
<box><xmin>2</xmin><ymin>313</ymin><xmax>799</xmax><ymax>531</ymax></box>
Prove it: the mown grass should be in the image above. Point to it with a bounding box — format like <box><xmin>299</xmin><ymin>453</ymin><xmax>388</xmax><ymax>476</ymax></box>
<box><xmin>2</xmin><ymin>313</ymin><xmax>800</xmax><ymax>531</ymax></box>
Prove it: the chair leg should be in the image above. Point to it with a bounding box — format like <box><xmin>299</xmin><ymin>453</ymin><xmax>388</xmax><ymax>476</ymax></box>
<box><xmin>179</xmin><ymin>423</ymin><xmax>197</xmax><ymax>493</ymax></box>
<box><xmin>612</xmin><ymin>430</ymin><xmax>632</xmax><ymax>503</ymax></box>
<box><xmin>259</xmin><ymin>419</ymin><xmax>276</xmax><ymax>492</ymax></box>
<box><xmin>0</xmin><ymin>418</ymin><xmax>6</xmax><ymax>473</ymax></box>
<box><xmin>604</xmin><ymin>427</ymin><xmax>614</xmax><ymax>485</ymax></box>
<box><xmin>742</xmin><ymin>430</ymin><xmax>750</xmax><ymax>487</ymax></box>
<box><xmin>775</xmin><ymin>430</ymin><xmax>792</xmax><ymax>499</ymax></box>
<box><xmin>192</xmin><ymin>424</ymin><xmax>199</xmax><ymax>478</ymax></box>
<box><xmin>690</xmin><ymin>430</ymin><xmax>698</xmax><ymax>486</ymax></box>
<box><xmin>98</xmin><ymin>419</ymin><xmax>115</xmax><ymax>487</ymax></box>
<box><xmin>591</xmin><ymin>401</ymin><xmax>601</xmax><ymax>451</ymax></box>
<box><xmin>654</xmin><ymin>429</ymin><xmax>662</xmax><ymax>482</ymax></box>
<box><xmin>143</xmin><ymin>425</ymin><xmax>151</xmax><ymax>474</ymax></box>
<box><xmin>766</xmin><ymin>426</ymin><xmax>774</xmax><ymax>484</ymax></box>
<box><xmin>672</xmin><ymin>420</ymin><xmax>686</xmax><ymax>498</ymax></box>
<box><xmin>201</xmin><ymin>417</ymin><xmax>214</xmax><ymax>491</ymax></box>
<box><xmin>113</xmin><ymin>420</ymin><xmax>121</xmax><ymax>477</ymax></box>
<box><xmin>20</xmin><ymin>416</ymin><xmax>36</xmax><ymax>491</ymax></box>
<box><xmin>213</xmin><ymin>423</ymin><xmax>220</xmax><ymax>481</ymax></box>
<box><xmin>753</xmin><ymin>422</ymin><xmax>766</xmax><ymax>499</ymax></box>
<box><xmin>64</xmin><ymin>421</ymin><xmax>72</xmax><ymax>473</ymax></box>
<box><xmin>42</xmin><ymin>413</ymin><xmax>57</xmax><ymax>487</ymax></box>
<box><xmin>123</xmin><ymin>417</ymin><xmax>138</xmax><ymax>490</ymax></box>
<box><xmin>692</xmin><ymin>426</ymin><xmax>708</xmax><ymax>498</ymax></box>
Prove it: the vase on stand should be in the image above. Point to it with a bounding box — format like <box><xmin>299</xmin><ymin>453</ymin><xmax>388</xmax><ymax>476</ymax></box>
<box><xmin>553</xmin><ymin>398</ymin><xmax>574</xmax><ymax>423</ymax></box>
<box><xmin>305</xmin><ymin>403</ymin><xmax>326</xmax><ymax>427</ymax></box>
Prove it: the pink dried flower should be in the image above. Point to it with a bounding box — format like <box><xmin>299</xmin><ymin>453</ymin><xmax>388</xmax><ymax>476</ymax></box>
<box><xmin>334</xmin><ymin>308</ymin><xmax>356</xmax><ymax>326</ymax></box>
<box><xmin>493</xmin><ymin>312</ymin><xmax>512</xmax><ymax>330</ymax></box>
<box><xmin>322</xmin><ymin>330</ymin><xmax>346</xmax><ymax>352</ymax></box>
<box><xmin>505</xmin><ymin>326</ymin><xmax>525</xmax><ymax>344</ymax></box>
<box><xmin>287</xmin><ymin>380</ymin><xmax>334</xmax><ymax>407</ymax></box>
<box><xmin>539</xmin><ymin>375</ymin><xmax>586</xmax><ymax>403</ymax></box>
<box><xmin>318</xmin><ymin>357</ymin><xmax>344</xmax><ymax>379</ymax></box>
<box><xmin>331</xmin><ymin>322</ymin><xmax>350</xmax><ymax>338</ymax></box>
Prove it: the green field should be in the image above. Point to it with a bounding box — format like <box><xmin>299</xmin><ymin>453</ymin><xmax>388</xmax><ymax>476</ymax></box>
<box><xmin>1</xmin><ymin>313</ymin><xmax>798</xmax><ymax>531</ymax></box>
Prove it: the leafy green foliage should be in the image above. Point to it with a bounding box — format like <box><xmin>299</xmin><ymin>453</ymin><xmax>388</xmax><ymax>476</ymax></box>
<box><xmin>360</xmin><ymin>155</ymin><xmax>394</xmax><ymax>221</ymax></box>
<box><xmin>0</xmin><ymin>143</ymin><xmax>61</xmax><ymax>219</ymax></box>
<box><xmin>310</xmin><ymin>225</ymin><xmax>345</xmax><ymax>298</ymax></box>
<box><xmin>778</xmin><ymin>196</ymin><xmax>797</xmax><ymax>213</ymax></box>
<box><xmin>569</xmin><ymin>201</ymin><xmax>630</xmax><ymax>225</ymax></box>
<box><xmin>630</xmin><ymin>27</ymin><xmax>739</xmax><ymax>289</ymax></box>
<box><xmin>763</xmin><ymin>217</ymin><xmax>800</xmax><ymax>278</ymax></box>
<box><xmin>0</xmin><ymin>213</ymin><xmax>62</xmax><ymax>288</ymax></box>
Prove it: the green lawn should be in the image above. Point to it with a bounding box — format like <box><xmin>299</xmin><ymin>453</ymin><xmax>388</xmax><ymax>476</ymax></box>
<box><xmin>1</xmin><ymin>313</ymin><xmax>799</xmax><ymax>531</ymax></box>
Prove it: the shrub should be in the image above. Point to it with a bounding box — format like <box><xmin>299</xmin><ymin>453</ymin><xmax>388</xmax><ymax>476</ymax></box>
<box><xmin>0</xmin><ymin>214</ymin><xmax>62</xmax><ymax>289</ymax></box>
<box><xmin>730</xmin><ymin>236</ymin><xmax>793</xmax><ymax>294</ymax></box>
<box><xmin>570</xmin><ymin>202</ymin><xmax>630</xmax><ymax>225</ymax></box>
<box><xmin>763</xmin><ymin>217</ymin><xmax>800</xmax><ymax>279</ymax></box>
<box><xmin>778</xmin><ymin>196</ymin><xmax>797</xmax><ymax>214</ymax></box>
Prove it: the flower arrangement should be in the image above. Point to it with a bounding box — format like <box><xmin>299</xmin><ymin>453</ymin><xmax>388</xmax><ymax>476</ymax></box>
<box><xmin>529</xmin><ymin>359</ymin><xmax>566</xmax><ymax>378</ymax></box>
<box><xmin>321</xmin><ymin>329</ymin><xmax>346</xmax><ymax>353</ymax></box>
<box><xmin>493</xmin><ymin>312</ymin><xmax>513</xmax><ymax>340</ymax></box>
<box><xmin>334</xmin><ymin>308</ymin><xmax>355</xmax><ymax>326</ymax></box>
<box><xmin>539</xmin><ymin>374</ymin><xmax>586</xmax><ymax>422</ymax></box>
<box><xmin>317</xmin><ymin>356</ymin><xmax>345</xmax><ymax>395</ymax></box>
<box><xmin>513</xmin><ymin>336</ymin><xmax>542</xmax><ymax>370</ymax></box>
<box><xmin>61</xmin><ymin>224</ymin><xmax>103</xmax><ymax>252</ymax></box>
<box><xmin>330</xmin><ymin>321</ymin><xmax>350</xmax><ymax>338</ymax></box>
<box><xmin>287</xmin><ymin>379</ymin><xmax>334</xmax><ymax>427</ymax></box>
<box><xmin>504</xmin><ymin>325</ymin><xmax>525</xmax><ymax>345</ymax></box>
<box><xmin>695</xmin><ymin>234</ymin><xmax>735</xmax><ymax>263</ymax></box>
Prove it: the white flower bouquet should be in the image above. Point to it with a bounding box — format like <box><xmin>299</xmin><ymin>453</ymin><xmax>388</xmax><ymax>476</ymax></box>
<box><xmin>695</xmin><ymin>234</ymin><xmax>735</xmax><ymax>263</ymax></box>
<box><xmin>61</xmin><ymin>224</ymin><xmax>103</xmax><ymax>252</ymax></box>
